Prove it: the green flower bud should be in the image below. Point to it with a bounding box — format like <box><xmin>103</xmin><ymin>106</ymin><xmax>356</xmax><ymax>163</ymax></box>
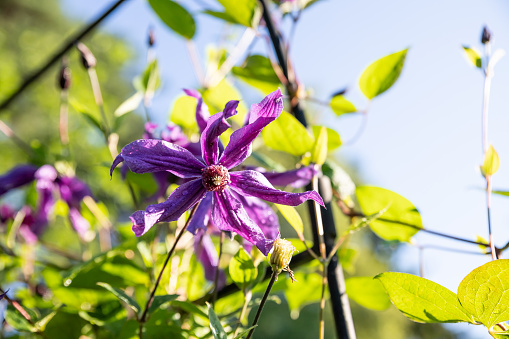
<box><xmin>270</xmin><ymin>238</ymin><xmax>297</xmax><ymax>275</ymax></box>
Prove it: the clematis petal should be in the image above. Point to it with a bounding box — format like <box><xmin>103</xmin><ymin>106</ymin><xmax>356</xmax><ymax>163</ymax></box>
<box><xmin>211</xmin><ymin>188</ymin><xmax>274</xmax><ymax>256</ymax></box>
<box><xmin>188</xmin><ymin>192</ymin><xmax>212</xmax><ymax>235</ymax></box>
<box><xmin>219</xmin><ymin>91</ymin><xmax>283</xmax><ymax>169</ymax></box>
<box><xmin>200</xmin><ymin>100</ymin><xmax>238</xmax><ymax>166</ymax></box>
<box><xmin>234</xmin><ymin>193</ymin><xmax>279</xmax><ymax>241</ymax></box>
<box><xmin>256</xmin><ymin>165</ymin><xmax>319</xmax><ymax>188</ymax></box>
<box><xmin>68</xmin><ymin>207</ymin><xmax>91</xmax><ymax>239</ymax></box>
<box><xmin>131</xmin><ymin>179</ymin><xmax>207</xmax><ymax>237</ymax></box>
<box><xmin>194</xmin><ymin>230</ymin><xmax>226</xmax><ymax>287</ymax></box>
<box><xmin>0</xmin><ymin>165</ymin><xmax>38</xmax><ymax>196</ymax></box>
<box><xmin>229</xmin><ymin>170</ymin><xmax>324</xmax><ymax>207</ymax></box>
<box><xmin>184</xmin><ymin>89</ymin><xmax>210</xmax><ymax>133</ymax></box>
<box><xmin>111</xmin><ymin>139</ymin><xmax>205</xmax><ymax>178</ymax></box>
<box><xmin>58</xmin><ymin>177</ymin><xmax>92</xmax><ymax>208</ymax></box>
<box><xmin>246</xmin><ymin>89</ymin><xmax>283</xmax><ymax>124</ymax></box>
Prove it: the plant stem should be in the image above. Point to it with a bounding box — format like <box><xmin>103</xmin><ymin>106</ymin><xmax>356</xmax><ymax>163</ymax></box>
<box><xmin>0</xmin><ymin>0</ymin><xmax>128</xmax><ymax>113</ymax></box>
<box><xmin>138</xmin><ymin>204</ymin><xmax>198</xmax><ymax>336</ymax></box>
<box><xmin>185</xmin><ymin>40</ymin><xmax>205</xmax><ymax>87</ymax></box>
<box><xmin>481</xmin><ymin>40</ymin><xmax>497</xmax><ymax>260</ymax></box>
<box><xmin>233</xmin><ymin>290</ymin><xmax>252</xmax><ymax>338</ymax></box>
<box><xmin>312</xmin><ymin>175</ymin><xmax>327</xmax><ymax>339</ymax></box>
<box><xmin>0</xmin><ymin>120</ymin><xmax>35</xmax><ymax>157</ymax></box>
<box><xmin>246</xmin><ymin>271</ymin><xmax>277</xmax><ymax>339</ymax></box>
<box><xmin>212</xmin><ymin>231</ymin><xmax>225</xmax><ymax>306</ymax></box>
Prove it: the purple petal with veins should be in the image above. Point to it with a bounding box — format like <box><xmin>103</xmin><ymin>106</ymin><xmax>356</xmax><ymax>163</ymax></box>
<box><xmin>131</xmin><ymin>179</ymin><xmax>207</xmax><ymax>237</ymax></box>
<box><xmin>230</xmin><ymin>170</ymin><xmax>324</xmax><ymax>207</ymax></box>
<box><xmin>211</xmin><ymin>188</ymin><xmax>275</xmax><ymax>255</ymax></box>
<box><xmin>111</xmin><ymin>139</ymin><xmax>205</xmax><ymax>178</ymax></box>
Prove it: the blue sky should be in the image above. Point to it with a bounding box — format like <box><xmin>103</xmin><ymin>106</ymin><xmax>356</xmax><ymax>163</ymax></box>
<box><xmin>62</xmin><ymin>0</ymin><xmax>509</xmax><ymax>337</ymax></box>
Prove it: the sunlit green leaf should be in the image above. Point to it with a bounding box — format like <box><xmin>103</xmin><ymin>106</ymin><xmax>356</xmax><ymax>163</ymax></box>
<box><xmin>462</xmin><ymin>45</ymin><xmax>482</xmax><ymax>68</ymax></box>
<box><xmin>359</xmin><ymin>49</ymin><xmax>408</xmax><ymax>99</ymax></box>
<box><xmin>284</xmin><ymin>272</ymin><xmax>324</xmax><ymax>319</ymax></box>
<box><xmin>170</xmin><ymin>95</ymin><xmax>200</xmax><ymax>131</ymax></box>
<box><xmin>481</xmin><ymin>145</ymin><xmax>500</xmax><ymax>177</ymax></box>
<box><xmin>202</xmin><ymin>79</ymin><xmax>247</xmax><ymax>127</ymax></box>
<box><xmin>262</xmin><ymin>111</ymin><xmax>314</xmax><ymax>156</ymax></box>
<box><xmin>275</xmin><ymin>204</ymin><xmax>304</xmax><ymax>236</ymax></box>
<box><xmin>457</xmin><ymin>259</ymin><xmax>509</xmax><ymax>328</ymax></box>
<box><xmin>207</xmin><ymin>302</ymin><xmax>228</xmax><ymax>339</ymax></box>
<box><xmin>356</xmin><ymin>186</ymin><xmax>422</xmax><ymax>242</ymax></box>
<box><xmin>376</xmin><ymin>272</ymin><xmax>475</xmax><ymax>323</ymax></box>
<box><xmin>311</xmin><ymin>126</ymin><xmax>341</xmax><ymax>151</ymax></box>
<box><xmin>229</xmin><ymin>248</ymin><xmax>258</xmax><ymax>290</ymax></box>
<box><xmin>97</xmin><ymin>282</ymin><xmax>141</xmax><ymax>314</ymax></box>
<box><xmin>232</xmin><ymin>55</ymin><xmax>280</xmax><ymax>94</ymax></box>
<box><xmin>345</xmin><ymin>276</ymin><xmax>391</xmax><ymax>311</ymax></box>
<box><xmin>309</xmin><ymin>126</ymin><xmax>328</xmax><ymax>166</ymax></box>
<box><xmin>493</xmin><ymin>190</ymin><xmax>509</xmax><ymax>197</ymax></box>
<box><xmin>148</xmin><ymin>0</ymin><xmax>195</xmax><ymax>39</ymax></box>
<box><xmin>114</xmin><ymin>92</ymin><xmax>142</xmax><ymax>117</ymax></box>
<box><xmin>329</xmin><ymin>95</ymin><xmax>357</xmax><ymax>116</ymax></box>
<box><xmin>206</xmin><ymin>0</ymin><xmax>261</xmax><ymax>28</ymax></box>
<box><xmin>476</xmin><ymin>235</ymin><xmax>489</xmax><ymax>254</ymax></box>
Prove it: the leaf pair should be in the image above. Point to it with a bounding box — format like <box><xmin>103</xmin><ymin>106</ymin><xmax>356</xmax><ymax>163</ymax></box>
<box><xmin>377</xmin><ymin>260</ymin><xmax>509</xmax><ymax>337</ymax></box>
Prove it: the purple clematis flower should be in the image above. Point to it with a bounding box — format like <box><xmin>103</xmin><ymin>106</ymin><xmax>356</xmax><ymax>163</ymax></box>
<box><xmin>194</xmin><ymin>229</ymin><xmax>226</xmax><ymax>287</ymax></box>
<box><xmin>111</xmin><ymin>89</ymin><xmax>324</xmax><ymax>255</ymax></box>
<box><xmin>0</xmin><ymin>165</ymin><xmax>38</xmax><ymax>197</ymax></box>
<box><xmin>0</xmin><ymin>289</ymin><xmax>8</xmax><ymax>301</ymax></box>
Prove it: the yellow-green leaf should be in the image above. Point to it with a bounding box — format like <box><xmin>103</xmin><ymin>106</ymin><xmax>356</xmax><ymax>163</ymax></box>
<box><xmin>345</xmin><ymin>276</ymin><xmax>391</xmax><ymax>311</ymax></box>
<box><xmin>148</xmin><ymin>0</ymin><xmax>195</xmax><ymax>39</ymax></box>
<box><xmin>376</xmin><ymin>272</ymin><xmax>475</xmax><ymax>323</ymax></box>
<box><xmin>356</xmin><ymin>186</ymin><xmax>422</xmax><ymax>242</ymax></box>
<box><xmin>275</xmin><ymin>204</ymin><xmax>304</xmax><ymax>236</ymax></box>
<box><xmin>229</xmin><ymin>248</ymin><xmax>257</xmax><ymax>290</ymax></box>
<box><xmin>329</xmin><ymin>95</ymin><xmax>357</xmax><ymax>116</ymax></box>
<box><xmin>457</xmin><ymin>259</ymin><xmax>509</xmax><ymax>328</ymax></box>
<box><xmin>462</xmin><ymin>45</ymin><xmax>482</xmax><ymax>68</ymax></box>
<box><xmin>310</xmin><ymin>126</ymin><xmax>328</xmax><ymax>165</ymax></box>
<box><xmin>312</xmin><ymin>126</ymin><xmax>341</xmax><ymax>151</ymax></box>
<box><xmin>481</xmin><ymin>145</ymin><xmax>500</xmax><ymax>177</ymax></box>
<box><xmin>170</xmin><ymin>95</ymin><xmax>199</xmax><ymax>131</ymax></box>
<box><xmin>262</xmin><ymin>111</ymin><xmax>314</xmax><ymax>156</ymax></box>
<box><xmin>359</xmin><ymin>49</ymin><xmax>408</xmax><ymax>99</ymax></box>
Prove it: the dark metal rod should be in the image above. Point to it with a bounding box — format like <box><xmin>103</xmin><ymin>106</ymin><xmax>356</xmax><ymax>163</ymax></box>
<box><xmin>0</xmin><ymin>0</ymin><xmax>128</xmax><ymax>112</ymax></box>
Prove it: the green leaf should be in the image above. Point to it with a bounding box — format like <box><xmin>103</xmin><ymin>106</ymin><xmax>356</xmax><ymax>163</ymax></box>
<box><xmin>207</xmin><ymin>302</ymin><xmax>228</xmax><ymax>339</ymax></box>
<box><xmin>207</xmin><ymin>0</ymin><xmax>261</xmax><ymax>28</ymax></box>
<box><xmin>5</xmin><ymin>306</ymin><xmax>37</xmax><ymax>332</ymax></box>
<box><xmin>481</xmin><ymin>145</ymin><xmax>500</xmax><ymax>177</ymax></box>
<box><xmin>229</xmin><ymin>248</ymin><xmax>258</xmax><ymax>290</ymax></box>
<box><xmin>312</xmin><ymin>126</ymin><xmax>341</xmax><ymax>151</ymax></box>
<box><xmin>275</xmin><ymin>204</ymin><xmax>304</xmax><ymax>236</ymax></box>
<box><xmin>232</xmin><ymin>55</ymin><xmax>280</xmax><ymax>94</ymax></box>
<box><xmin>148</xmin><ymin>0</ymin><xmax>195</xmax><ymax>39</ymax></box>
<box><xmin>148</xmin><ymin>294</ymin><xmax>179</xmax><ymax>315</ymax></box>
<box><xmin>376</xmin><ymin>272</ymin><xmax>475</xmax><ymax>323</ymax></box>
<box><xmin>493</xmin><ymin>190</ymin><xmax>509</xmax><ymax>197</ymax></box>
<box><xmin>97</xmin><ymin>282</ymin><xmax>141</xmax><ymax>314</ymax></box>
<box><xmin>345</xmin><ymin>276</ymin><xmax>391</xmax><ymax>311</ymax></box>
<box><xmin>356</xmin><ymin>186</ymin><xmax>422</xmax><ymax>242</ymax></box>
<box><xmin>359</xmin><ymin>49</ymin><xmax>408</xmax><ymax>99</ymax></box>
<box><xmin>329</xmin><ymin>95</ymin><xmax>357</xmax><ymax>116</ymax></box>
<box><xmin>35</xmin><ymin>309</ymin><xmax>59</xmax><ymax>332</ymax></box>
<box><xmin>202</xmin><ymin>79</ymin><xmax>247</xmax><ymax>127</ymax></box>
<box><xmin>170</xmin><ymin>95</ymin><xmax>200</xmax><ymax>131</ymax></box>
<box><xmin>462</xmin><ymin>45</ymin><xmax>482</xmax><ymax>68</ymax></box>
<box><xmin>457</xmin><ymin>259</ymin><xmax>509</xmax><ymax>328</ymax></box>
<box><xmin>114</xmin><ymin>92</ymin><xmax>142</xmax><ymax>117</ymax></box>
<box><xmin>476</xmin><ymin>235</ymin><xmax>489</xmax><ymax>254</ymax></box>
<box><xmin>310</xmin><ymin>126</ymin><xmax>328</xmax><ymax>165</ymax></box>
<box><xmin>69</xmin><ymin>99</ymin><xmax>103</xmax><ymax>132</ymax></box>
<box><xmin>284</xmin><ymin>271</ymin><xmax>324</xmax><ymax>319</ymax></box>
<box><xmin>262</xmin><ymin>111</ymin><xmax>314</xmax><ymax>156</ymax></box>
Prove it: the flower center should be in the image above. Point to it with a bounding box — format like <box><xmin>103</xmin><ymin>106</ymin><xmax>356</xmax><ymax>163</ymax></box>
<box><xmin>202</xmin><ymin>165</ymin><xmax>230</xmax><ymax>192</ymax></box>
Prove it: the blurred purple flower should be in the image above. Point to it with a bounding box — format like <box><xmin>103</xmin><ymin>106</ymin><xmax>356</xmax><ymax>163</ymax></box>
<box><xmin>0</xmin><ymin>165</ymin><xmax>93</xmax><ymax>241</ymax></box>
<box><xmin>194</xmin><ymin>229</ymin><xmax>226</xmax><ymax>287</ymax></box>
<box><xmin>0</xmin><ymin>165</ymin><xmax>38</xmax><ymax>197</ymax></box>
<box><xmin>112</xmin><ymin>89</ymin><xmax>324</xmax><ymax>255</ymax></box>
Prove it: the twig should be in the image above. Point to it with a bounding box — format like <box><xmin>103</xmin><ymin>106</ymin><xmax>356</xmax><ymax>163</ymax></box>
<box><xmin>0</xmin><ymin>0</ymin><xmax>128</xmax><ymax>112</ymax></box>
<box><xmin>246</xmin><ymin>271</ymin><xmax>277</xmax><ymax>339</ymax></box>
<box><xmin>185</xmin><ymin>40</ymin><xmax>205</xmax><ymax>87</ymax></box>
<box><xmin>138</xmin><ymin>204</ymin><xmax>198</xmax><ymax>337</ymax></box>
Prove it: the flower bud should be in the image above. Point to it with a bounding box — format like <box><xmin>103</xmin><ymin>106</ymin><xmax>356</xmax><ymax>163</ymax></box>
<box><xmin>148</xmin><ymin>27</ymin><xmax>156</xmax><ymax>47</ymax></box>
<box><xmin>58</xmin><ymin>63</ymin><xmax>71</xmax><ymax>90</ymax></box>
<box><xmin>481</xmin><ymin>26</ymin><xmax>491</xmax><ymax>44</ymax></box>
<box><xmin>76</xmin><ymin>42</ymin><xmax>97</xmax><ymax>69</ymax></box>
<box><xmin>270</xmin><ymin>238</ymin><xmax>296</xmax><ymax>275</ymax></box>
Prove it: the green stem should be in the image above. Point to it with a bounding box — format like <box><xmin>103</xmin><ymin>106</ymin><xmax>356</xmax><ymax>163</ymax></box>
<box><xmin>246</xmin><ymin>271</ymin><xmax>277</xmax><ymax>339</ymax></box>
